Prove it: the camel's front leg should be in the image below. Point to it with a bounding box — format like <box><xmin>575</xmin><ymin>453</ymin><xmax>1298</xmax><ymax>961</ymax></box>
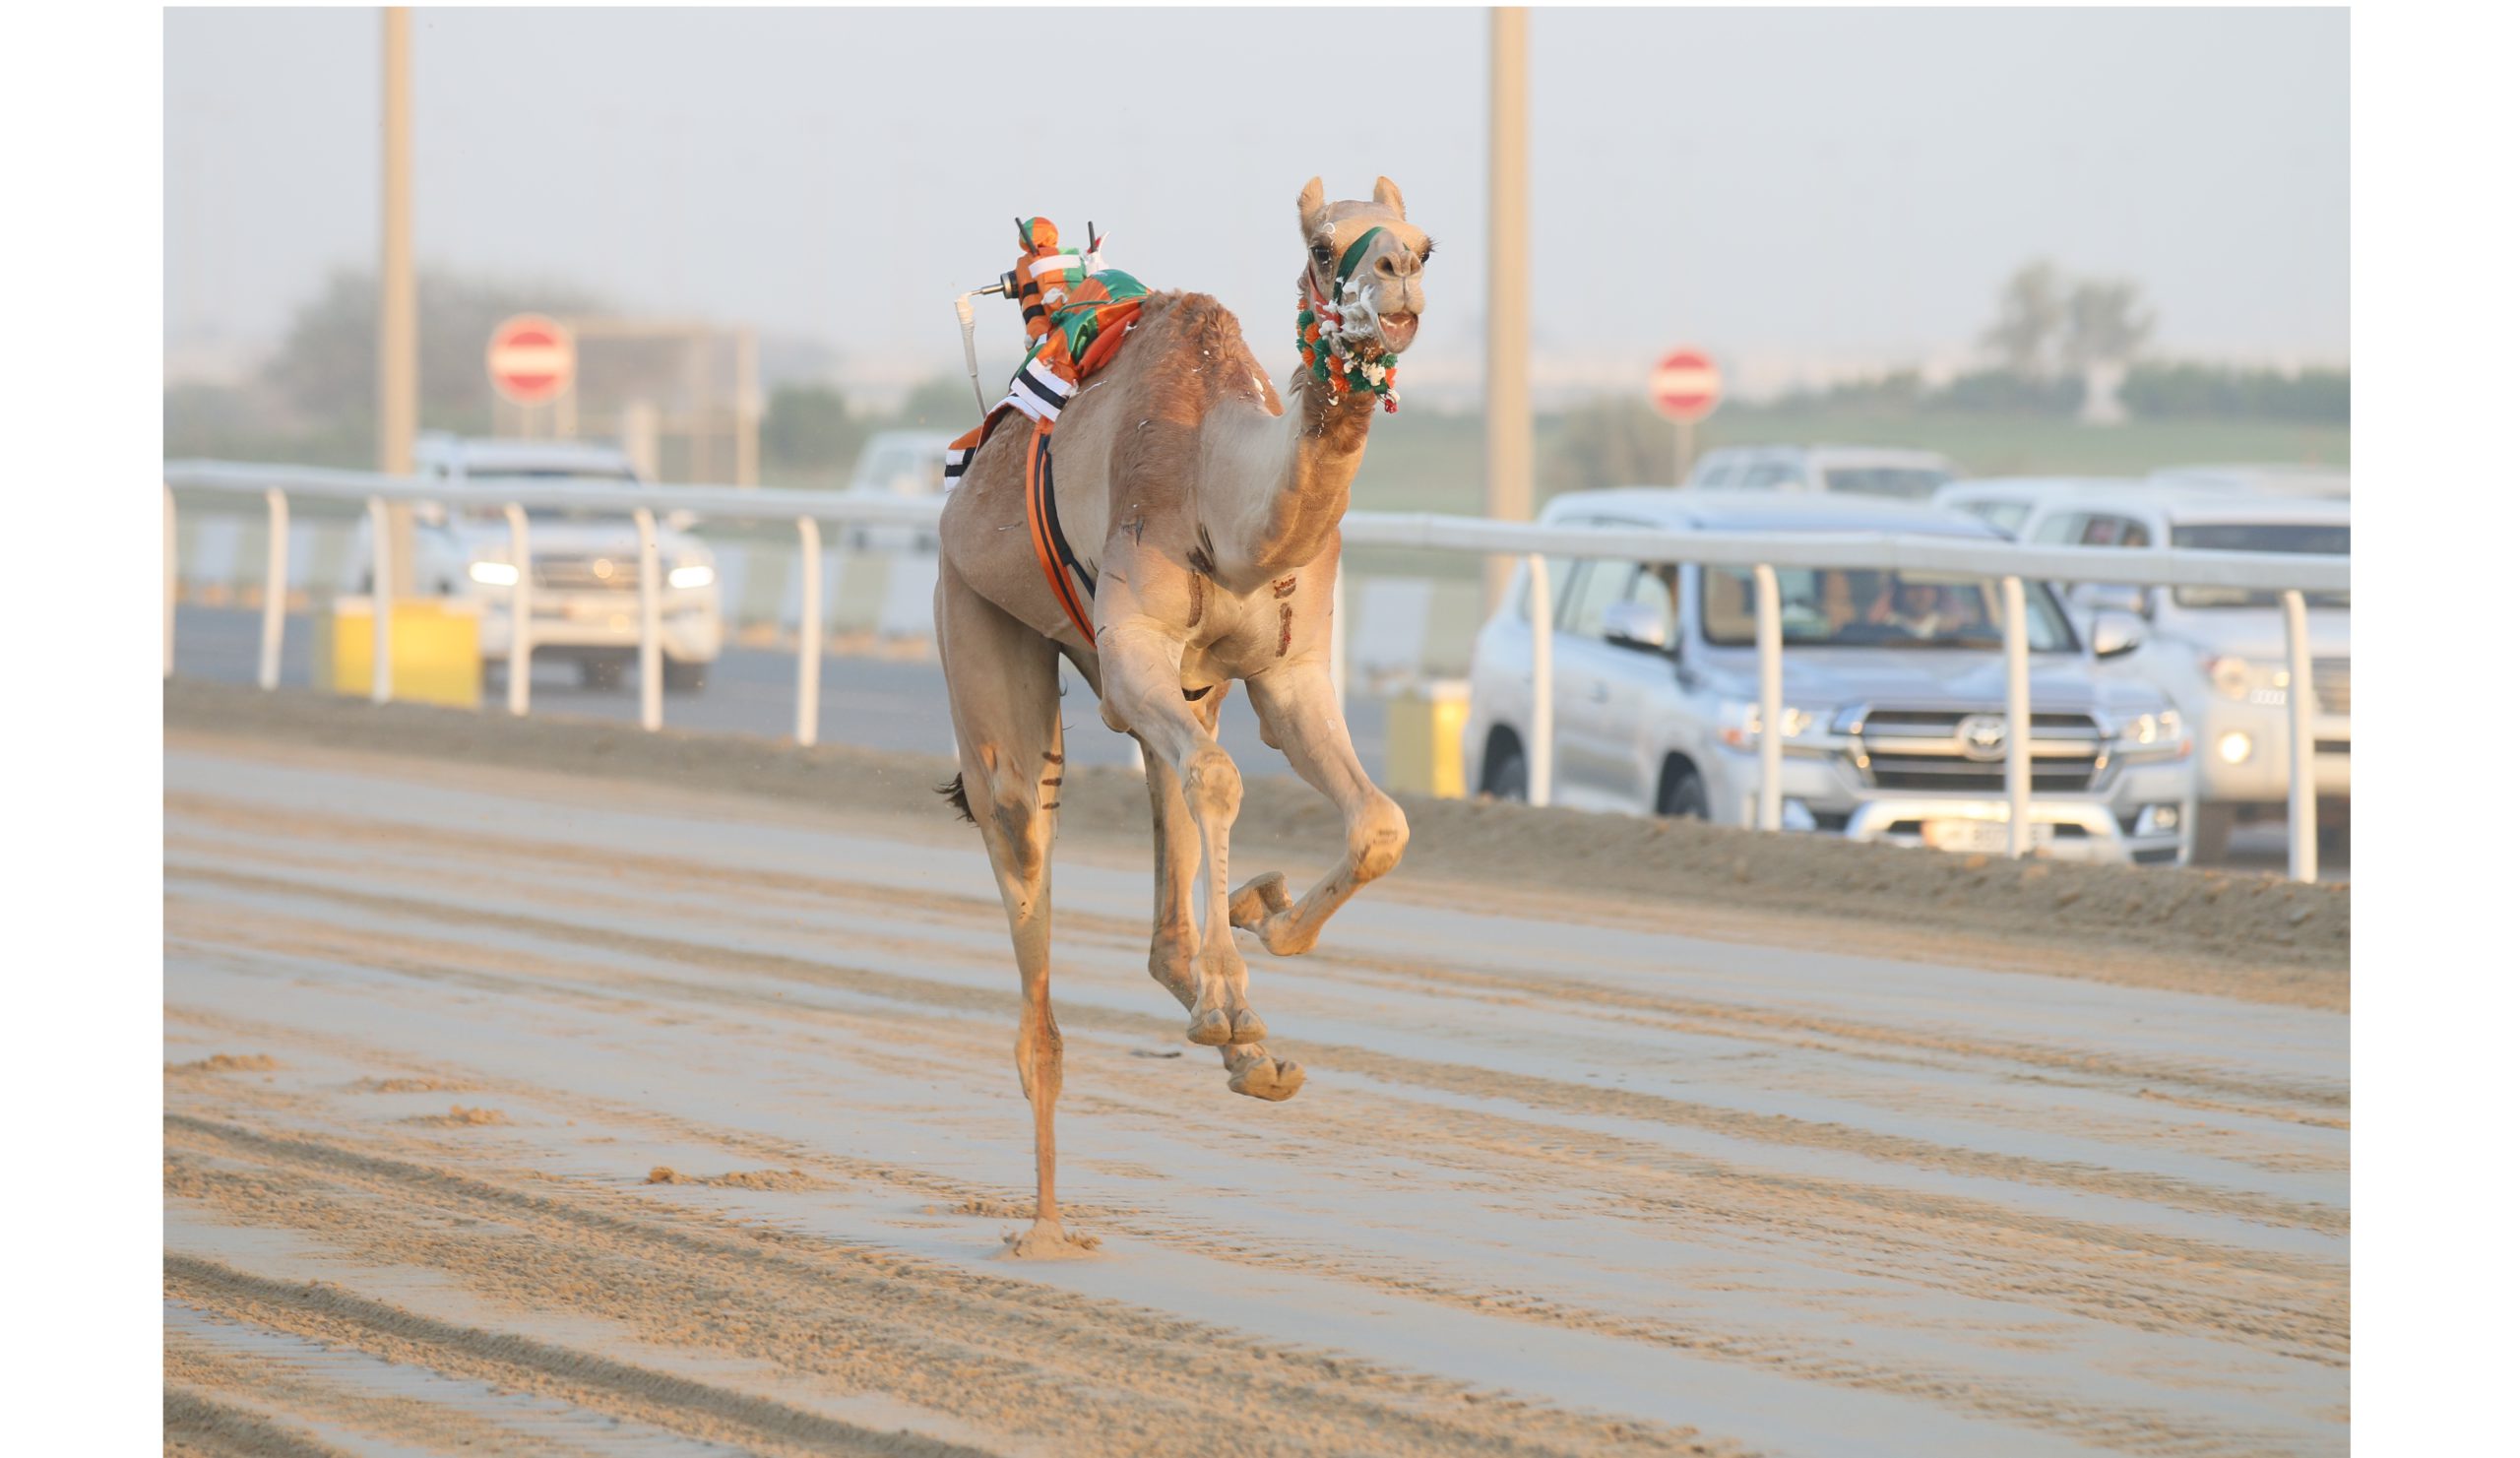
<box><xmin>1232</xmin><ymin>662</ymin><xmax>1411</xmax><ymax>957</ymax></box>
<box><xmin>1101</xmin><ymin>621</ymin><xmax>1302</xmax><ymax>1102</ymax></box>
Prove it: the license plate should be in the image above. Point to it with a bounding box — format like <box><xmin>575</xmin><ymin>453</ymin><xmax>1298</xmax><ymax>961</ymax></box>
<box><xmin>567</xmin><ymin>599</ymin><xmax>620</xmax><ymax>622</ymax></box>
<box><xmin>1922</xmin><ymin>819</ymin><xmax>2051</xmax><ymax>854</ymax></box>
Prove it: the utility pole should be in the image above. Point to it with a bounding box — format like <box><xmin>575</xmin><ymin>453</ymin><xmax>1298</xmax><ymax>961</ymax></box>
<box><xmin>378</xmin><ymin>7</ymin><xmax>418</xmax><ymax>589</ymax></box>
<box><xmin>1483</xmin><ymin>7</ymin><xmax>1532</xmax><ymax>610</ymax></box>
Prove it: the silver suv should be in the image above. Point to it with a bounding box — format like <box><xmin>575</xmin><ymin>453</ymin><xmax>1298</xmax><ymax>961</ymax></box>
<box><xmin>2017</xmin><ymin>489</ymin><xmax>2348</xmax><ymax>860</ymax></box>
<box><xmin>1462</xmin><ymin>491</ymin><xmax>2198</xmax><ymax>864</ymax></box>
<box><xmin>1684</xmin><ymin>444</ymin><xmax>1958</xmax><ymax>501</ymax></box>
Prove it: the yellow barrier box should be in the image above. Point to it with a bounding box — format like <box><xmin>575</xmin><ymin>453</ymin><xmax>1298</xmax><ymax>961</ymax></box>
<box><xmin>1381</xmin><ymin>678</ymin><xmax>1470</xmax><ymax>799</ymax></box>
<box><xmin>312</xmin><ymin>597</ymin><xmax>483</xmax><ymax>709</ymax></box>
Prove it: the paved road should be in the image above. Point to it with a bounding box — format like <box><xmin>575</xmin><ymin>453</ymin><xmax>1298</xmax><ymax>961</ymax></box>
<box><xmin>169</xmin><ymin>603</ymin><xmax>2339</xmax><ymax>877</ymax></box>
<box><xmin>163</xmin><ymin>736</ymin><xmax>2346</xmax><ymax>1456</ymax></box>
<box><xmin>171</xmin><ymin>604</ymin><xmax>1388</xmax><ymax>780</ymax></box>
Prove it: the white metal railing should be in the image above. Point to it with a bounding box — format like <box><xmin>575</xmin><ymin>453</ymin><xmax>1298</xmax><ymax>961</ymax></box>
<box><xmin>162</xmin><ymin>460</ymin><xmax>2351</xmax><ymax>879</ymax></box>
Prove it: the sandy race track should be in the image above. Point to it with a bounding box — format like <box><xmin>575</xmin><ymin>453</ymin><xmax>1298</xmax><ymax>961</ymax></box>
<box><xmin>163</xmin><ymin>700</ymin><xmax>2347</xmax><ymax>1456</ymax></box>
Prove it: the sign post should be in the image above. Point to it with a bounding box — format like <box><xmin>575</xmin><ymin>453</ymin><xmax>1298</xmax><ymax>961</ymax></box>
<box><xmin>1650</xmin><ymin>348</ymin><xmax>1723</xmax><ymax>482</ymax></box>
<box><xmin>487</xmin><ymin>314</ymin><xmax>578</xmax><ymax>434</ymax></box>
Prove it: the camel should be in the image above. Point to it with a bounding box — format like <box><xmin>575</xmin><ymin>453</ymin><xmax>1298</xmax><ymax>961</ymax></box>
<box><xmin>933</xmin><ymin>176</ymin><xmax>1432</xmax><ymax>1257</ymax></box>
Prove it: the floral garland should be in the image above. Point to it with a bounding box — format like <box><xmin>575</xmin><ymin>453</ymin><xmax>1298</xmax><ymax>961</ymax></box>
<box><xmin>1296</xmin><ymin>275</ymin><xmax>1401</xmax><ymax>413</ymax></box>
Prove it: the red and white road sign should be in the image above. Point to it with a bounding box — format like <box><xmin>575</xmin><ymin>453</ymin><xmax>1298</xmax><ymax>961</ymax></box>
<box><xmin>1650</xmin><ymin>349</ymin><xmax>1723</xmax><ymax>422</ymax></box>
<box><xmin>487</xmin><ymin>314</ymin><xmax>576</xmax><ymax>406</ymax></box>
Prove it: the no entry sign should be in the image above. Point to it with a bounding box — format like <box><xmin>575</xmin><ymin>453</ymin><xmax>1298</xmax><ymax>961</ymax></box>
<box><xmin>1650</xmin><ymin>349</ymin><xmax>1723</xmax><ymax>422</ymax></box>
<box><xmin>487</xmin><ymin>314</ymin><xmax>576</xmax><ymax>406</ymax></box>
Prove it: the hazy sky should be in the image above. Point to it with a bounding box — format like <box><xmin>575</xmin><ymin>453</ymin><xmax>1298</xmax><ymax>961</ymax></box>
<box><xmin>163</xmin><ymin>7</ymin><xmax>2347</xmax><ymax>399</ymax></box>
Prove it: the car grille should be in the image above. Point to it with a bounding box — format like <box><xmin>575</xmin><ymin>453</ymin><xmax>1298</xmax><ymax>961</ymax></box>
<box><xmin>1853</xmin><ymin>707</ymin><xmax>2105</xmax><ymax>793</ymax></box>
<box><xmin>533</xmin><ymin>554</ymin><xmax>641</xmax><ymax>592</ymax></box>
<box><xmin>2310</xmin><ymin>658</ymin><xmax>2349</xmax><ymax>715</ymax></box>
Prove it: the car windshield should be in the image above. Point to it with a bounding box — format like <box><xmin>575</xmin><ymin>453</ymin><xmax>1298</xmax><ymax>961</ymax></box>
<box><xmin>1822</xmin><ymin>467</ymin><xmax>1953</xmax><ymax>500</ymax></box>
<box><xmin>1701</xmin><ymin>566</ymin><xmax>2074</xmax><ymax>651</ymax></box>
<box><xmin>2169</xmin><ymin>522</ymin><xmax>2350</xmax><ymax>608</ymax></box>
<box><xmin>453</xmin><ymin>468</ymin><xmax>647</xmax><ymax>524</ymax></box>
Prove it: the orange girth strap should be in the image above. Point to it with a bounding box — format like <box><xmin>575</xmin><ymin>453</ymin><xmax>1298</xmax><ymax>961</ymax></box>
<box><xmin>1022</xmin><ymin>420</ymin><xmax>1098</xmax><ymax>642</ymax></box>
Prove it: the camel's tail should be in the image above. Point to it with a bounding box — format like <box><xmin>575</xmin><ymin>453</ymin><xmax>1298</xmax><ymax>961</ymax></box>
<box><xmin>937</xmin><ymin>773</ymin><xmax>976</xmax><ymax>825</ymax></box>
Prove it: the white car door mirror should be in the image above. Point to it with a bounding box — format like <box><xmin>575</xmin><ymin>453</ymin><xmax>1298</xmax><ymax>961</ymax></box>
<box><xmin>411</xmin><ymin>500</ymin><xmax>448</xmax><ymax>528</ymax></box>
<box><xmin>1602</xmin><ymin>601</ymin><xmax>1670</xmax><ymax>653</ymax></box>
<box><xmin>2090</xmin><ymin>610</ymin><xmax>2146</xmax><ymax>660</ymax></box>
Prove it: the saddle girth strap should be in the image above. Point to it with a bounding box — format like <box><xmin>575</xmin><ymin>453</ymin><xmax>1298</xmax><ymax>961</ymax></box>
<box><xmin>1023</xmin><ymin>421</ymin><xmax>1098</xmax><ymax>642</ymax></box>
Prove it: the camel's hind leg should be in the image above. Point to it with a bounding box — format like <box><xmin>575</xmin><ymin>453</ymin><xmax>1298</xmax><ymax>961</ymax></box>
<box><xmin>935</xmin><ymin>561</ymin><xmax>1094</xmax><ymax>1257</ymax></box>
<box><xmin>1230</xmin><ymin>661</ymin><xmax>1411</xmax><ymax>957</ymax></box>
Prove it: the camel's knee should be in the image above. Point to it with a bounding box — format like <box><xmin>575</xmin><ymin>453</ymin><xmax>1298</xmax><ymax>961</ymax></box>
<box><xmin>1181</xmin><ymin>744</ymin><xmax>1243</xmax><ymax>822</ymax></box>
<box><xmin>1147</xmin><ymin>928</ymin><xmax>1199</xmax><ymax>1007</ymax></box>
<box><xmin>1348</xmin><ymin>793</ymin><xmax>1410</xmax><ymax>884</ymax></box>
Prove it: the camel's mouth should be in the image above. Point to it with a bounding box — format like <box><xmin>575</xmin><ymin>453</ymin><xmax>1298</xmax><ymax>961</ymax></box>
<box><xmin>1377</xmin><ymin>312</ymin><xmax>1418</xmax><ymax>350</ymax></box>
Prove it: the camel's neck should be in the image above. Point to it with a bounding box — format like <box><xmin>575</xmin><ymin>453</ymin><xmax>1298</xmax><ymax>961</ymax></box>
<box><xmin>1198</xmin><ymin>369</ymin><xmax>1375</xmax><ymax>588</ymax></box>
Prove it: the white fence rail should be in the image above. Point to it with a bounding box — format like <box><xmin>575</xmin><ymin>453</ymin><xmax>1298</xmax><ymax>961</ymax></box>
<box><xmin>163</xmin><ymin>460</ymin><xmax>2351</xmax><ymax>879</ymax></box>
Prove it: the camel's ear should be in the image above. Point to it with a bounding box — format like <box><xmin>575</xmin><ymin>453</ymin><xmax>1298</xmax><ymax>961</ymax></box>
<box><xmin>1372</xmin><ymin>175</ymin><xmax>1407</xmax><ymax>219</ymax></box>
<box><xmin>1296</xmin><ymin>176</ymin><xmax>1326</xmax><ymax>234</ymax></box>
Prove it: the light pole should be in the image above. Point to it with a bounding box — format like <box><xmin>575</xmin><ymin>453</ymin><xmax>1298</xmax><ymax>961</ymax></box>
<box><xmin>378</xmin><ymin>7</ymin><xmax>418</xmax><ymax>590</ymax></box>
<box><xmin>1483</xmin><ymin>6</ymin><xmax>1532</xmax><ymax>610</ymax></box>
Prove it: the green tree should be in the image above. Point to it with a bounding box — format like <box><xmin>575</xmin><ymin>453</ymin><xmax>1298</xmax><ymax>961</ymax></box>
<box><xmin>1980</xmin><ymin>260</ymin><xmax>2065</xmax><ymax>378</ymax></box>
<box><xmin>2061</xmin><ymin>279</ymin><xmax>2156</xmax><ymax>373</ymax></box>
<box><xmin>763</xmin><ymin>382</ymin><xmax>853</xmax><ymax>469</ymax></box>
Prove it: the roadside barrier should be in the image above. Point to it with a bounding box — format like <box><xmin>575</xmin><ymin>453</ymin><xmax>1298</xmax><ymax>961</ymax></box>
<box><xmin>163</xmin><ymin>461</ymin><xmax>2350</xmax><ymax>879</ymax></box>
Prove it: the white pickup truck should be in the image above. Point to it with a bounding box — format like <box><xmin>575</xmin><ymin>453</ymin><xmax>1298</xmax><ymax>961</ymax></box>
<box><xmin>350</xmin><ymin>435</ymin><xmax>724</xmax><ymax>692</ymax></box>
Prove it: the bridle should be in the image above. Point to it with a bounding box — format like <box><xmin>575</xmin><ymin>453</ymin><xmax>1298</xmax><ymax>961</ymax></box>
<box><xmin>1296</xmin><ymin>223</ymin><xmax>1402</xmax><ymax>412</ymax></box>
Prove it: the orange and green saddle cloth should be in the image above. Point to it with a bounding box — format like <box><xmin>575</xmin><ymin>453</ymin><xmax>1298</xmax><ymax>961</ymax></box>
<box><xmin>945</xmin><ymin>217</ymin><xmax>1152</xmax><ymax>640</ymax></box>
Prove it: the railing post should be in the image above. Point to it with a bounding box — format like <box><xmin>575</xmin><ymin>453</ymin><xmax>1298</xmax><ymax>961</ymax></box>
<box><xmin>258</xmin><ymin>487</ymin><xmax>289</xmax><ymax>690</ymax></box>
<box><xmin>1753</xmin><ymin>562</ymin><xmax>1783</xmax><ymax>831</ymax></box>
<box><xmin>504</xmin><ymin>504</ymin><xmax>533</xmax><ymax>717</ymax></box>
<box><xmin>162</xmin><ymin>484</ymin><xmax>177</xmax><ymax>679</ymax></box>
<box><xmin>795</xmin><ymin>515</ymin><xmax>823</xmax><ymax>747</ymax></box>
<box><xmin>366</xmin><ymin>494</ymin><xmax>394</xmax><ymax>704</ymax></box>
<box><xmin>2283</xmin><ymin>588</ymin><xmax>2317</xmax><ymax>881</ymax></box>
<box><xmin>634</xmin><ymin>506</ymin><xmax>662</xmax><ymax>731</ymax></box>
<box><xmin>1525</xmin><ymin>552</ymin><xmax>1552</xmax><ymax>807</ymax></box>
<box><xmin>2001</xmin><ymin>574</ymin><xmax>2032</xmax><ymax>857</ymax></box>
<box><xmin>1328</xmin><ymin>559</ymin><xmax>1348</xmax><ymax>716</ymax></box>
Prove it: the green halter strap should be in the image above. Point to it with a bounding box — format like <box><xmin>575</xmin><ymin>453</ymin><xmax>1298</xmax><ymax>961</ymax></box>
<box><xmin>1335</xmin><ymin>225</ymin><xmax>1386</xmax><ymax>293</ymax></box>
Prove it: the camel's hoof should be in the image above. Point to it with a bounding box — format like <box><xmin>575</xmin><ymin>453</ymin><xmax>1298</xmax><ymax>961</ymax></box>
<box><xmin>1228</xmin><ymin>871</ymin><xmax>1292</xmax><ymax>930</ymax></box>
<box><xmin>1187</xmin><ymin>1007</ymin><xmax>1235</xmax><ymax>1046</ymax></box>
<box><xmin>1228</xmin><ymin>1055</ymin><xmax>1306</xmax><ymax>1103</ymax></box>
<box><xmin>1228</xmin><ymin>1008</ymin><xmax>1270</xmax><ymax>1046</ymax></box>
<box><xmin>997</xmin><ymin>1220</ymin><xmax>1102</xmax><ymax>1260</ymax></box>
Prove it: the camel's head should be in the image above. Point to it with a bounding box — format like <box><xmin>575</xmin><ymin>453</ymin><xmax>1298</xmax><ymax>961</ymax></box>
<box><xmin>1296</xmin><ymin>175</ymin><xmax>1431</xmax><ymax>354</ymax></box>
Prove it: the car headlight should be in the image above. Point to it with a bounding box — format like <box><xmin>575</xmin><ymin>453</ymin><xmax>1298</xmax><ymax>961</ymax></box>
<box><xmin>1720</xmin><ymin>701</ymin><xmax>1816</xmax><ymax>749</ymax></box>
<box><xmin>667</xmin><ymin>563</ymin><xmax>716</xmax><ymax>590</ymax></box>
<box><xmin>2216</xmin><ymin>730</ymin><xmax>2253</xmax><ymax>765</ymax></box>
<box><xmin>2203</xmin><ymin>656</ymin><xmax>2290</xmax><ymax>704</ymax></box>
<box><xmin>2122</xmin><ymin>709</ymin><xmax>2182</xmax><ymax>747</ymax></box>
<box><xmin>468</xmin><ymin>560</ymin><xmax>520</xmax><ymax>587</ymax></box>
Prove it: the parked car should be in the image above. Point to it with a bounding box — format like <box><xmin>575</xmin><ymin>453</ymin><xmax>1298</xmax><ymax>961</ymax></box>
<box><xmin>836</xmin><ymin>429</ymin><xmax>958</xmax><ymax>551</ymax></box>
<box><xmin>1933</xmin><ymin>476</ymin><xmax>2146</xmax><ymax>538</ymax></box>
<box><xmin>1463</xmin><ymin>491</ymin><xmax>2197</xmax><ymax>864</ymax></box>
<box><xmin>351</xmin><ymin>434</ymin><xmax>724</xmax><ymax>693</ymax></box>
<box><xmin>2147</xmin><ymin>463</ymin><xmax>2349</xmax><ymax>500</ymax></box>
<box><xmin>2015</xmin><ymin>489</ymin><xmax>2348</xmax><ymax>860</ymax></box>
<box><xmin>1684</xmin><ymin>445</ymin><xmax>1958</xmax><ymax>501</ymax></box>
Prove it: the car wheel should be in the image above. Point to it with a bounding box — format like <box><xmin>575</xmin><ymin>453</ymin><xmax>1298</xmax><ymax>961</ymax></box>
<box><xmin>2191</xmin><ymin>803</ymin><xmax>2237</xmax><ymax>863</ymax></box>
<box><xmin>581</xmin><ymin>658</ymin><xmax>626</xmax><ymax>692</ymax></box>
<box><xmin>1657</xmin><ymin>762</ymin><xmax>1710</xmax><ymax>819</ymax></box>
<box><xmin>1483</xmin><ymin>741</ymin><xmax>1529</xmax><ymax>802</ymax></box>
<box><xmin>663</xmin><ymin>660</ymin><xmax>709</xmax><ymax>695</ymax></box>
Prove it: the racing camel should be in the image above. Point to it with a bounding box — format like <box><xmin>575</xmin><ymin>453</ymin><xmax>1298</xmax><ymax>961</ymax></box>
<box><xmin>934</xmin><ymin>177</ymin><xmax>1432</xmax><ymax>1256</ymax></box>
